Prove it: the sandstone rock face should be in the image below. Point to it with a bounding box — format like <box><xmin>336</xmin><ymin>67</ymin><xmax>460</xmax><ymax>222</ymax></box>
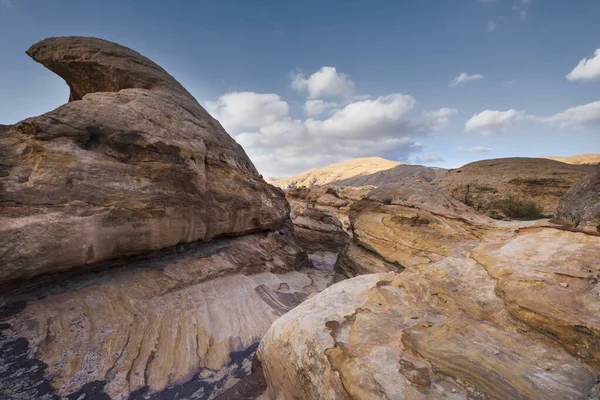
<box><xmin>433</xmin><ymin>157</ymin><xmax>590</xmax><ymax>215</ymax></box>
<box><xmin>0</xmin><ymin>36</ymin><xmax>288</xmax><ymax>284</ymax></box>
<box><xmin>556</xmin><ymin>166</ymin><xmax>600</xmax><ymax>229</ymax></box>
<box><xmin>290</xmin><ymin>207</ymin><xmax>350</xmax><ymax>270</ymax></box>
<box><xmin>259</xmin><ymin>182</ymin><xmax>600</xmax><ymax>399</ymax></box>
<box><xmin>1</xmin><ymin>224</ymin><xmax>344</xmax><ymax>399</ymax></box>
<box><xmin>0</xmin><ymin>37</ymin><xmax>344</xmax><ymax>400</ymax></box>
<box><xmin>338</xmin><ymin>182</ymin><xmax>490</xmax><ymax>276</ymax></box>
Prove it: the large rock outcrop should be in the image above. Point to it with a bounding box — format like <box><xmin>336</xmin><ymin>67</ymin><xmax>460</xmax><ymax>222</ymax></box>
<box><xmin>433</xmin><ymin>157</ymin><xmax>591</xmax><ymax>215</ymax></box>
<box><xmin>258</xmin><ymin>182</ymin><xmax>600</xmax><ymax>399</ymax></box>
<box><xmin>0</xmin><ymin>37</ymin><xmax>345</xmax><ymax>400</ymax></box>
<box><xmin>556</xmin><ymin>166</ymin><xmax>600</xmax><ymax>230</ymax></box>
<box><xmin>0</xmin><ymin>36</ymin><xmax>288</xmax><ymax>284</ymax></box>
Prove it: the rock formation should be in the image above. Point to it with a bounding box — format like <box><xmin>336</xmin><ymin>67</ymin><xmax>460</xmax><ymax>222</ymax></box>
<box><xmin>291</xmin><ymin>207</ymin><xmax>350</xmax><ymax>270</ymax></box>
<box><xmin>0</xmin><ymin>37</ymin><xmax>343</xmax><ymax>399</ymax></box>
<box><xmin>556</xmin><ymin>166</ymin><xmax>600</xmax><ymax>230</ymax></box>
<box><xmin>433</xmin><ymin>157</ymin><xmax>591</xmax><ymax>215</ymax></box>
<box><xmin>0</xmin><ymin>36</ymin><xmax>288</xmax><ymax>284</ymax></box>
<box><xmin>258</xmin><ymin>182</ymin><xmax>600</xmax><ymax>399</ymax></box>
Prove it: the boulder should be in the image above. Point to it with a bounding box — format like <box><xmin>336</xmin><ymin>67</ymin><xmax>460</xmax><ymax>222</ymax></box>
<box><xmin>259</xmin><ymin>182</ymin><xmax>600</xmax><ymax>399</ymax></box>
<box><xmin>433</xmin><ymin>157</ymin><xmax>590</xmax><ymax>215</ymax></box>
<box><xmin>0</xmin><ymin>36</ymin><xmax>288</xmax><ymax>284</ymax></box>
<box><xmin>556</xmin><ymin>166</ymin><xmax>600</xmax><ymax>230</ymax></box>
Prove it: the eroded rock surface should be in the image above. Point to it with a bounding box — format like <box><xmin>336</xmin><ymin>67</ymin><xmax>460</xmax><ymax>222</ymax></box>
<box><xmin>0</xmin><ymin>36</ymin><xmax>288</xmax><ymax>284</ymax></box>
<box><xmin>291</xmin><ymin>207</ymin><xmax>350</xmax><ymax>270</ymax></box>
<box><xmin>556</xmin><ymin>166</ymin><xmax>600</xmax><ymax>230</ymax></box>
<box><xmin>433</xmin><ymin>157</ymin><xmax>591</xmax><ymax>215</ymax></box>
<box><xmin>1</xmin><ymin>224</ymin><xmax>344</xmax><ymax>399</ymax></box>
<box><xmin>0</xmin><ymin>37</ymin><xmax>344</xmax><ymax>400</ymax></box>
<box><xmin>259</xmin><ymin>182</ymin><xmax>600</xmax><ymax>399</ymax></box>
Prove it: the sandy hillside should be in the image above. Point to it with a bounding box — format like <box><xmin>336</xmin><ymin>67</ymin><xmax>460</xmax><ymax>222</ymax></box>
<box><xmin>540</xmin><ymin>154</ymin><xmax>600</xmax><ymax>165</ymax></box>
<box><xmin>268</xmin><ymin>157</ymin><xmax>401</xmax><ymax>188</ymax></box>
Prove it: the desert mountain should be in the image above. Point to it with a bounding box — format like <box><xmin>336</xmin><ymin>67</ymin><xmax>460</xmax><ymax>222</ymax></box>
<box><xmin>269</xmin><ymin>157</ymin><xmax>447</xmax><ymax>189</ymax></box>
<box><xmin>540</xmin><ymin>154</ymin><xmax>600</xmax><ymax>165</ymax></box>
<box><xmin>268</xmin><ymin>157</ymin><xmax>401</xmax><ymax>188</ymax></box>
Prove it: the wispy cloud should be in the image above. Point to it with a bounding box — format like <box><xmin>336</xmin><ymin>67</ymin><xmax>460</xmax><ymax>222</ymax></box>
<box><xmin>0</xmin><ymin>0</ymin><xmax>12</xmax><ymax>8</ymax></box>
<box><xmin>449</xmin><ymin>73</ymin><xmax>485</xmax><ymax>87</ymax></box>
<box><xmin>459</xmin><ymin>146</ymin><xmax>491</xmax><ymax>153</ymax></box>
<box><xmin>487</xmin><ymin>20</ymin><xmax>497</xmax><ymax>31</ymax></box>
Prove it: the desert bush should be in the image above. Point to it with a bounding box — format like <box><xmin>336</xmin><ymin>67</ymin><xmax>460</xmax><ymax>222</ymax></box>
<box><xmin>498</xmin><ymin>196</ymin><xmax>544</xmax><ymax>220</ymax></box>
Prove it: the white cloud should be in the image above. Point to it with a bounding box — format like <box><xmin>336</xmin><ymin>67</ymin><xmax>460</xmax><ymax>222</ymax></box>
<box><xmin>304</xmin><ymin>94</ymin><xmax>416</xmax><ymax>138</ymax></box>
<box><xmin>449</xmin><ymin>73</ymin><xmax>485</xmax><ymax>87</ymax></box>
<box><xmin>503</xmin><ymin>79</ymin><xmax>517</xmax><ymax>85</ymax></box>
<box><xmin>539</xmin><ymin>101</ymin><xmax>600</xmax><ymax>128</ymax></box>
<box><xmin>204</xmin><ymin>92</ymin><xmax>289</xmax><ymax>132</ymax></box>
<box><xmin>566</xmin><ymin>49</ymin><xmax>600</xmax><ymax>82</ymax></box>
<box><xmin>465</xmin><ymin>109</ymin><xmax>526</xmax><ymax>135</ymax></box>
<box><xmin>487</xmin><ymin>20</ymin><xmax>497</xmax><ymax>31</ymax></box>
<box><xmin>460</xmin><ymin>146</ymin><xmax>491</xmax><ymax>153</ymax></box>
<box><xmin>303</xmin><ymin>99</ymin><xmax>338</xmax><ymax>117</ymax></box>
<box><xmin>209</xmin><ymin>89</ymin><xmax>456</xmax><ymax>176</ymax></box>
<box><xmin>291</xmin><ymin>66</ymin><xmax>355</xmax><ymax>99</ymax></box>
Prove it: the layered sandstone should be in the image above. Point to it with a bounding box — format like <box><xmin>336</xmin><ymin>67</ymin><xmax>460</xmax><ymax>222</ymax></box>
<box><xmin>0</xmin><ymin>37</ymin><xmax>341</xmax><ymax>400</ymax></box>
<box><xmin>258</xmin><ymin>182</ymin><xmax>600</xmax><ymax>399</ymax></box>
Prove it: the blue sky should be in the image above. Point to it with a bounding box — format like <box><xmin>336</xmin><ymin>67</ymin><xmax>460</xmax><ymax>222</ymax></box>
<box><xmin>0</xmin><ymin>0</ymin><xmax>599</xmax><ymax>176</ymax></box>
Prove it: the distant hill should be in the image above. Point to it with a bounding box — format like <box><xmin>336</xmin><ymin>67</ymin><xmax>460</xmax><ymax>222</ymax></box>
<box><xmin>268</xmin><ymin>157</ymin><xmax>401</xmax><ymax>188</ymax></box>
<box><xmin>433</xmin><ymin>157</ymin><xmax>592</xmax><ymax>214</ymax></box>
<box><xmin>539</xmin><ymin>154</ymin><xmax>600</xmax><ymax>165</ymax></box>
<box><xmin>331</xmin><ymin>164</ymin><xmax>447</xmax><ymax>186</ymax></box>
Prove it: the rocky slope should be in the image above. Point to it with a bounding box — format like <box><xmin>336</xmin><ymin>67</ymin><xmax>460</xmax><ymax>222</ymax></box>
<box><xmin>268</xmin><ymin>157</ymin><xmax>401</xmax><ymax>188</ymax></box>
<box><xmin>258</xmin><ymin>182</ymin><xmax>600</xmax><ymax>399</ymax></box>
<box><xmin>541</xmin><ymin>154</ymin><xmax>600</xmax><ymax>165</ymax></box>
<box><xmin>0</xmin><ymin>37</ymin><xmax>342</xmax><ymax>400</ymax></box>
<box><xmin>433</xmin><ymin>157</ymin><xmax>591</xmax><ymax>215</ymax></box>
<box><xmin>331</xmin><ymin>163</ymin><xmax>447</xmax><ymax>187</ymax></box>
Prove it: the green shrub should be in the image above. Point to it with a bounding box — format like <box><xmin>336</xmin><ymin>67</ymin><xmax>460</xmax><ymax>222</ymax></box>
<box><xmin>382</xmin><ymin>197</ymin><xmax>393</xmax><ymax>205</ymax></box>
<box><xmin>498</xmin><ymin>196</ymin><xmax>544</xmax><ymax>220</ymax></box>
<box><xmin>490</xmin><ymin>214</ymin><xmax>505</xmax><ymax>220</ymax></box>
<box><xmin>597</xmin><ymin>224</ymin><xmax>600</xmax><ymax>233</ymax></box>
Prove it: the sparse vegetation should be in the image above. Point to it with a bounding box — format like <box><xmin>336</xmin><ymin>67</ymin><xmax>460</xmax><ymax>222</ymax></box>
<box><xmin>498</xmin><ymin>196</ymin><xmax>544</xmax><ymax>220</ymax></box>
<box><xmin>490</xmin><ymin>214</ymin><xmax>505</xmax><ymax>220</ymax></box>
<box><xmin>382</xmin><ymin>197</ymin><xmax>393</xmax><ymax>205</ymax></box>
<box><xmin>597</xmin><ymin>223</ymin><xmax>600</xmax><ymax>233</ymax></box>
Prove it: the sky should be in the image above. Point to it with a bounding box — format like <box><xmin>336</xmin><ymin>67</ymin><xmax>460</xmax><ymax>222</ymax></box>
<box><xmin>0</xmin><ymin>0</ymin><xmax>599</xmax><ymax>177</ymax></box>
